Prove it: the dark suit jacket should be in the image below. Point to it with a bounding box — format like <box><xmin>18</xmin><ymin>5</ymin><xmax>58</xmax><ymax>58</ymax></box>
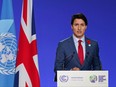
<box><xmin>54</xmin><ymin>36</ymin><xmax>102</xmax><ymax>81</ymax></box>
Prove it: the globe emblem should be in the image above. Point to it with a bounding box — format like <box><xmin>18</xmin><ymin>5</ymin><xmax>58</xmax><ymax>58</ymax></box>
<box><xmin>59</xmin><ymin>75</ymin><xmax>69</xmax><ymax>82</ymax></box>
<box><xmin>89</xmin><ymin>75</ymin><xmax>97</xmax><ymax>83</ymax></box>
<box><xmin>0</xmin><ymin>33</ymin><xmax>17</xmax><ymax>75</ymax></box>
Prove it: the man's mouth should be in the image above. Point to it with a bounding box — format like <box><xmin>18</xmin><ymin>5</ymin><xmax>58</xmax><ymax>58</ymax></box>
<box><xmin>77</xmin><ymin>31</ymin><xmax>82</xmax><ymax>33</ymax></box>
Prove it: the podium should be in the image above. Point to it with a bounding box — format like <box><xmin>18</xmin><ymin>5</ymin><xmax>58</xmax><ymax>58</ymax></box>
<box><xmin>57</xmin><ymin>71</ymin><xmax>108</xmax><ymax>87</ymax></box>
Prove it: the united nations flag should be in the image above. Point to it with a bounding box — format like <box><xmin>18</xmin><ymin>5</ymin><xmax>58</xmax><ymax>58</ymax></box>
<box><xmin>0</xmin><ymin>0</ymin><xmax>17</xmax><ymax>87</ymax></box>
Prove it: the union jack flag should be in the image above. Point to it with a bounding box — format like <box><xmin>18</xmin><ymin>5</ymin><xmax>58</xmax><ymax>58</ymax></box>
<box><xmin>14</xmin><ymin>0</ymin><xmax>40</xmax><ymax>87</ymax></box>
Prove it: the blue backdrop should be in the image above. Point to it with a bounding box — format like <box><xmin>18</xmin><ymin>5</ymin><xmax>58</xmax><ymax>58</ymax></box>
<box><xmin>0</xmin><ymin>0</ymin><xmax>116</xmax><ymax>87</ymax></box>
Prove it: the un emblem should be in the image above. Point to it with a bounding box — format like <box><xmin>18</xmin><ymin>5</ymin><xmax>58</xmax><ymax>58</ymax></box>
<box><xmin>0</xmin><ymin>33</ymin><xmax>17</xmax><ymax>75</ymax></box>
<box><xmin>59</xmin><ymin>75</ymin><xmax>69</xmax><ymax>82</ymax></box>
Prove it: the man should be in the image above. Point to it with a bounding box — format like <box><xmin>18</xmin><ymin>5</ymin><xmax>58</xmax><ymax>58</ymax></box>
<box><xmin>54</xmin><ymin>13</ymin><xmax>102</xmax><ymax>81</ymax></box>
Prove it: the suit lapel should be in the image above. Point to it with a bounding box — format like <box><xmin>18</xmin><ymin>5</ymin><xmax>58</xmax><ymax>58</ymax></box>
<box><xmin>82</xmin><ymin>37</ymin><xmax>91</xmax><ymax>68</ymax></box>
<box><xmin>69</xmin><ymin>36</ymin><xmax>81</xmax><ymax>67</ymax></box>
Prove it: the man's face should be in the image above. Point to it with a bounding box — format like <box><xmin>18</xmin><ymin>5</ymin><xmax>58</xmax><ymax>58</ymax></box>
<box><xmin>71</xmin><ymin>19</ymin><xmax>87</xmax><ymax>39</ymax></box>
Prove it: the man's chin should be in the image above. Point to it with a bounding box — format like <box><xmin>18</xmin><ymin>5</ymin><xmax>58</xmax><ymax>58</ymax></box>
<box><xmin>75</xmin><ymin>35</ymin><xmax>84</xmax><ymax>39</ymax></box>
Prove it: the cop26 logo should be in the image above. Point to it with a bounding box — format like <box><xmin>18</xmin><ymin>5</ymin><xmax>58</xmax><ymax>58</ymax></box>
<box><xmin>0</xmin><ymin>33</ymin><xmax>17</xmax><ymax>75</ymax></box>
<box><xmin>89</xmin><ymin>75</ymin><xmax>97</xmax><ymax>83</ymax></box>
<box><xmin>90</xmin><ymin>75</ymin><xmax>107</xmax><ymax>83</ymax></box>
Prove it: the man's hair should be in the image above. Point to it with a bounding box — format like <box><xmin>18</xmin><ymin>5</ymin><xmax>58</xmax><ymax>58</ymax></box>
<box><xmin>71</xmin><ymin>13</ymin><xmax>88</xmax><ymax>25</ymax></box>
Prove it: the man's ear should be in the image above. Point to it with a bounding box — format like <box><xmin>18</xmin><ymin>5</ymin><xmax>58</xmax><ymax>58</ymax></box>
<box><xmin>85</xmin><ymin>26</ymin><xmax>87</xmax><ymax>30</ymax></box>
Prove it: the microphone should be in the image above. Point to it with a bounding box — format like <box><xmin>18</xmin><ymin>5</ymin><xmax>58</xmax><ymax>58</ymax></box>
<box><xmin>63</xmin><ymin>52</ymin><xmax>75</xmax><ymax>70</ymax></box>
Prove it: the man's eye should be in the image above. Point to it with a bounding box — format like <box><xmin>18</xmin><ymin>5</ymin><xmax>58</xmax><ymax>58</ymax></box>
<box><xmin>74</xmin><ymin>24</ymin><xmax>78</xmax><ymax>26</ymax></box>
<box><xmin>81</xmin><ymin>24</ymin><xmax>85</xmax><ymax>26</ymax></box>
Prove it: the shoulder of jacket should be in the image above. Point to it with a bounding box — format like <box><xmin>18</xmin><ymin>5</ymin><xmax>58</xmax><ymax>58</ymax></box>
<box><xmin>59</xmin><ymin>36</ymin><xmax>72</xmax><ymax>43</ymax></box>
<box><xmin>85</xmin><ymin>37</ymin><xmax>98</xmax><ymax>43</ymax></box>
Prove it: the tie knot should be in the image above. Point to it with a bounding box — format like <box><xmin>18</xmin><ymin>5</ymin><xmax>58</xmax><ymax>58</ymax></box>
<box><xmin>78</xmin><ymin>40</ymin><xmax>82</xmax><ymax>44</ymax></box>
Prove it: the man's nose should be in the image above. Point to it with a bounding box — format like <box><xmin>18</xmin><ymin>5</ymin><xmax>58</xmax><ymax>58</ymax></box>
<box><xmin>78</xmin><ymin>25</ymin><xmax>81</xmax><ymax>29</ymax></box>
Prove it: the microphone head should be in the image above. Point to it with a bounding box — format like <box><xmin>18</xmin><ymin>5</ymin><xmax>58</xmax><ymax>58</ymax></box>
<box><xmin>73</xmin><ymin>51</ymin><xmax>75</xmax><ymax>54</ymax></box>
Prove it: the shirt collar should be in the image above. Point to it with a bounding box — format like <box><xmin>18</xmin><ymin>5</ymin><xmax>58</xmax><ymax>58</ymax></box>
<box><xmin>73</xmin><ymin>34</ymin><xmax>85</xmax><ymax>43</ymax></box>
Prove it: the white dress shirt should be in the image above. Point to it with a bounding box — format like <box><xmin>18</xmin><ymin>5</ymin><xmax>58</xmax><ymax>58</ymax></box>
<box><xmin>72</xmin><ymin>34</ymin><xmax>86</xmax><ymax>59</ymax></box>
